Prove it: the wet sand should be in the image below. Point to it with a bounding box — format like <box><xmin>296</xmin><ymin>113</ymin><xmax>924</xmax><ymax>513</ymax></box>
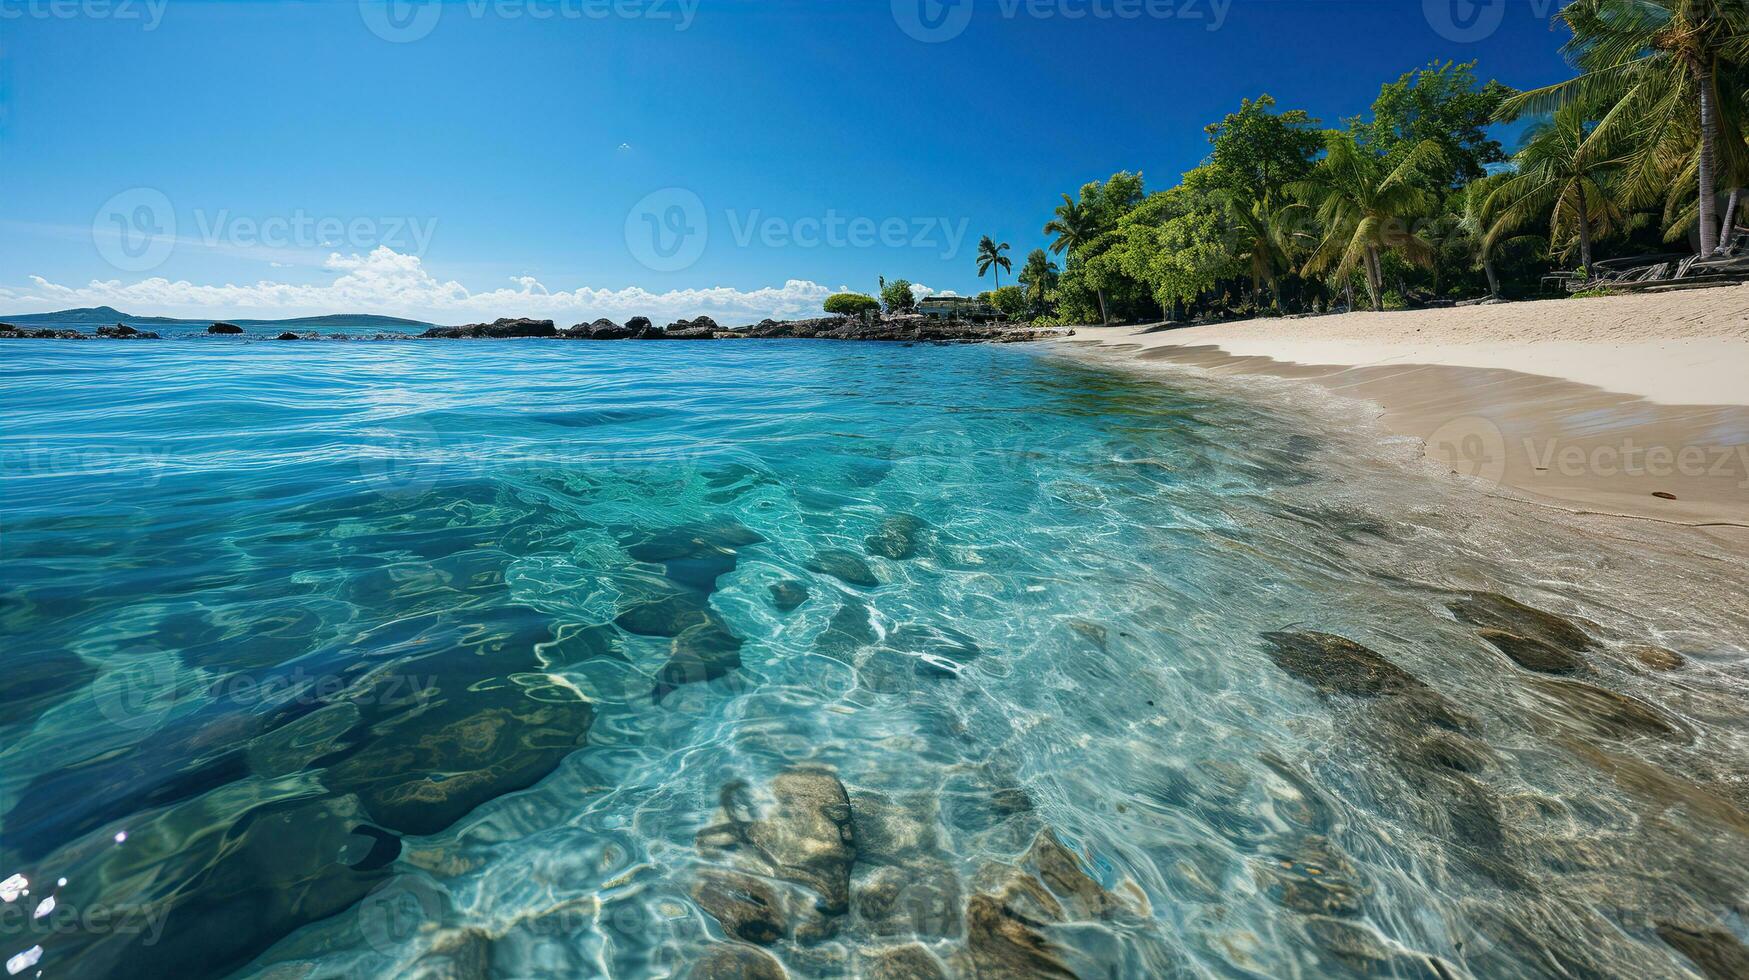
<box><xmin>1053</xmin><ymin>287</ymin><xmax>1749</xmax><ymax>548</ymax></box>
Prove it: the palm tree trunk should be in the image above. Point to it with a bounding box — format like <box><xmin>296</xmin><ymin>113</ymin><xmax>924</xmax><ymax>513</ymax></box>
<box><xmin>1577</xmin><ymin>207</ymin><xmax>1594</xmax><ymax>275</ymax></box>
<box><xmin>1696</xmin><ymin>64</ymin><xmax>1719</xmax><ymax>259</ymax></box>
<box><xmin>1096</xmin><ymin>289</ymin><xmax>1110</xmax><ymax>325</ymax></box>
<box><xmin>1718</xmin><ymin>187</ymin><xmax>1741</xmax><ymax>252</ymax></box>
<box><xmin>1272</xmin><ymin>278</ymin><xmax>1284</xmax><ymax>312</ymax></box>
<box><xmin>1364</xmin><ymin>246</ymin><xmax>1383</xmax><ymax>311</ymax></box>
<box><xmin>1483</xmin><ymin>254</ymin><xmax>1500</xmax><ymax>299</ymax></box>
<box><xmin>1343</xmin><ymin>279</ymin><xmax>1356</xmax><ymax>311</ymax></box>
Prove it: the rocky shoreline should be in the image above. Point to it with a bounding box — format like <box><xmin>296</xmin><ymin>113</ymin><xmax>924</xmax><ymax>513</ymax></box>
<box><xmin>0</xmin><ymin>315</ymin><xmax>1073</xmax><ymax>345</ymax></box>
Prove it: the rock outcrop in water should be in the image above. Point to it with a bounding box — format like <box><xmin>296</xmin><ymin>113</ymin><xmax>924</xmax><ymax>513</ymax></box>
<box><xmin>421</xmin><ymin>317</ymin><xmax>559</xmax><ymax>339</ymax></box>
<box><xmin>3</xmin><ymin>314</ymin><xmax>1071</xmax><ymax>344</ymax></box>
<box><xmin>97</xmin><ymin>323</ymin><xmax>159</xmax><ymax>338</ymax></box>
<box><xmin>0</xmin><ymin>322</ymin><xmax>85</xmax><ymax>339</ymax></box>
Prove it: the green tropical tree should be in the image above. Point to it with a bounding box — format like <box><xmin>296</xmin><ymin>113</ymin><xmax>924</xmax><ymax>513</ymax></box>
<box><xmin>1043</xmin><ymin>196</ymin><xmax>1103</xmax><ymax>322</ymax></box>
<box><xmin>976</xmin><ymin>236</ymin><xmax>1012</xmax><ymax>288</ymax></box>
<box><xmin>1484</xmin><ymin>100</ymin><xmax>1628</xmax><ymax>274</ymax></box>
<box><xmin>1017</xmin><ymin>248</ymin><xmax>1060</xmax><ymax>315</ymax></box>
<box><xmin>1501</xmin><ymin>0</ymin><xmax>1749</xmax><ymax>257</ymax></box>
<box><xmin>1216</xmin><ymin>189</ymin><xmax>1305</xmax><ymax>311</ymax></box>
<box><xmin>1291</xmin><ymin>132</ymin><xmax>1445</xmax><ymax>311</ymax></box>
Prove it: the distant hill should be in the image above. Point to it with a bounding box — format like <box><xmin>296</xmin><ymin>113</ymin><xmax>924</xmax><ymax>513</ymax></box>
<box><xmin>0</xmin><ymin>307</ymin><xmax>436</xmax><ymax>329</ymax></box>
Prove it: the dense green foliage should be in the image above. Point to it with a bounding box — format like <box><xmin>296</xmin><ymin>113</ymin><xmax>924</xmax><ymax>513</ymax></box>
<box><xmin>995</xmin><ymin>14</ymin><xmax>1749</xmax><ymax>325</ymax></box>
<box><xmin>823</xmin><ymin>292</ymin><xmax>880</xmax><ymax>317</ymax></box>
<box><xmin>878</xmin><ymin>277</ymin><xmax>916</xmax><ymax>313</ymax></box>
<box><xmin>864</xmin><ymin>14</ymin><xmax>1747</xmax><ymax>327</ymax></box>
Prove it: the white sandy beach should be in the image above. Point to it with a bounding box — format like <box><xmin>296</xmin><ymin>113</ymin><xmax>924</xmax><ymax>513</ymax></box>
<box><xmin>1056</xmin><ymin>285</ymin><xmax>1749</xmax><ymax>542</ymax></box>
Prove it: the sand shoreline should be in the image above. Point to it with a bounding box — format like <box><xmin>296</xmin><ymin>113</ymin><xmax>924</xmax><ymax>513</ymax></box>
<box><xmin>1051</xmin><ymin>286</ymin><xmax>1749</xmax><ymax>548</ymax></box>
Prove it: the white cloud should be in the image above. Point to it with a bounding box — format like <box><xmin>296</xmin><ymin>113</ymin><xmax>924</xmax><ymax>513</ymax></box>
<box><xmin>0</xmin><ymin>247</ymin><xmax>836</xmax><ymax>326</ymax></box>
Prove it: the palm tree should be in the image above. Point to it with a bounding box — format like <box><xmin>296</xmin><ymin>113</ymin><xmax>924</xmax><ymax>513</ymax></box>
<box><xmin>976</xmin><ymin>236</ymin><xmax>1012</xmax><ymax>288</ymax></box>
<box><xmin>1457</xmin><ymin>173</ymin><xmax>1509</xmax><ymax>298</ymax></box>
<box><xmin>1484</xmin><ymin>100</ymin><xmax>1628</xmax><ymax>274</ymax></box>
<box><xmin>1216</xmin><ymin>190</ymin><xmax>1304</xmax><ymax>311</ymax></box>
<box><xmin>1018</xmin><ymin>248</ymin><xmax>1060</xmax><ymax>314</ymax></box>
<box><xmin>1043</xmin><ymin>195</ymin><xmax>1109</xmax><ymax>323</ymax></box>
<box><xmin>1501</xmin><ymin>0</ymin><xmax>1749</xmax><ymax>258</ymax></box>
<box><xmin>1291</xmin><ymin>132</ymin><xmax>1445</xmax><ymax>311</ymax></box>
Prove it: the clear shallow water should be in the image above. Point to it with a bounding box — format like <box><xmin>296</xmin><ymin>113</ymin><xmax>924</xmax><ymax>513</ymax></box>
<box><xmin>2</xmin><ymin>340</ymin><xmax>1747</xmax><ymax>979</ymax></box>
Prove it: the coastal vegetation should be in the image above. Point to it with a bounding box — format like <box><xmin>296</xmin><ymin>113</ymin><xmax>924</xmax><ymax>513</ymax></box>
<box><xmin>923</xmin><ymin>4</ymin><xmax>1749</xmax><ymax>325</ymax></box>
<box><xmin>823</xmin><ymin>292</ymin><xmax>881</xmax><ymax>317</ymax></box>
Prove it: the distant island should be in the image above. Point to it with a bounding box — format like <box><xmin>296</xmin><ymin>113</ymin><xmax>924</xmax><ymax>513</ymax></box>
<box><xmin>0</xmin><ymin>306</ymin><xmax>436</xmax><ymax>330</ymax></box>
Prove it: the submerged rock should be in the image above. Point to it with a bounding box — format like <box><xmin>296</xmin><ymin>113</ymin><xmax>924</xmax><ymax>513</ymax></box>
<box><xmin>809</xmin><ymin>549</ymin><xmax>880</xmax><ymax>588</ymax></box>
<box><xmin>654</xmin><ymin>623</ymin><xmax>745</xmax><ymax>703</ymax></box>
<box><xmin>693</xmin><ymin>767</ymin><xmax>857</xmax><ymax>943</ymax></box>
<box><xmin>1449</xmin><ymin>593</ymin><xmax>1595</xmax><ymax>653</ymax></box>
<box><xmin>744</xmin><ymin>769</ymin><xmax>856</xmax><ymax>915</ymax></box>
<box><xmin>769</xmin><ymin>580</ymin><xmax>810</xmax><ymax>612</ymax></box>
<box><xmin>1261</xmin><ymin>631</ymin><xmax>1431</xmax><ymax>699</ymax></box>
<box><xmin>615</xmin><ymin>591</ymin><xmax>714</xmax><ymax>637</ymax></box>
<box><xmin>1629</xmin><ymin>644</ymin><xmax>1686</xmax><ymax>671</ymax></box>
<box><xmin>853</xmin><ymin>861</ymin><xmax>962</xmax><ymax>939</ymax></box>
<box><xmin>54</xmin><ymin>795</ymin><xmax>394</xmax><ymax>978</ymax></box>
<box><xmin>961</xmin><ymin>894</ymin><xmax>1076</xmax><ymax>979</ymax></box>
<box><xmin>1024</xmin><ymin>829</ymin><xmax>1126</xmax><ymax>921</ymax></box>
<box><xmin>817</xmin><ymin>600</ymin><xmax>878</xmax><ymax>659</ymax></box>
<box><xmin>689</xmin><ymin>944</ymin><xmax>788</xmax><ymax>980</ymax></box>
<box><xmin>0</xmin><ymin>648</ymin><xmax>97</xmax><ymax>730</ymax></box>
<box><xmin>1259</xmin><ymin>837</ymin><xmax>1365</xmax><ymax>918</ymax></box>
<box><xmin>1524</xmin><ymin>678</ymin><xmax>1686</xmax><ymax>742</ymax></box>
<box><xmin>859</xmin><ymin>943</ymin><xmax>948</xmax><ymax>979</ymax></box>
<box><xmin>325</xmin><ymin>684</ymin><xmax>594</xmax><ymax>836</ymax></box>
<box><xmin>1655</xmin><ymin>921</ymin><xmax>1749</xmax><ymax>980</ymax></box>
<box><xmin>864</xmin><ymin>513</ymin><xmax>926</xmax><ymax>560</ymax></box>
<box><xmin>1478</xmin><ymin>628</ymin><xmax>1586</xmax><ymax>675</ymax></box>
<box><xmin>692</xmin><ymin>869</ymin><xmax>787</xmax><ymax>946</ymax></box>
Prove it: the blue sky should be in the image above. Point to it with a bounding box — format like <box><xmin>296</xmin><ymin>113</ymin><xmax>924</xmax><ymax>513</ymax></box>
<box><xmin>0</xmin><ymin>0</ymin><xmax>1574</xmax><ymax>324</ymax></box>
